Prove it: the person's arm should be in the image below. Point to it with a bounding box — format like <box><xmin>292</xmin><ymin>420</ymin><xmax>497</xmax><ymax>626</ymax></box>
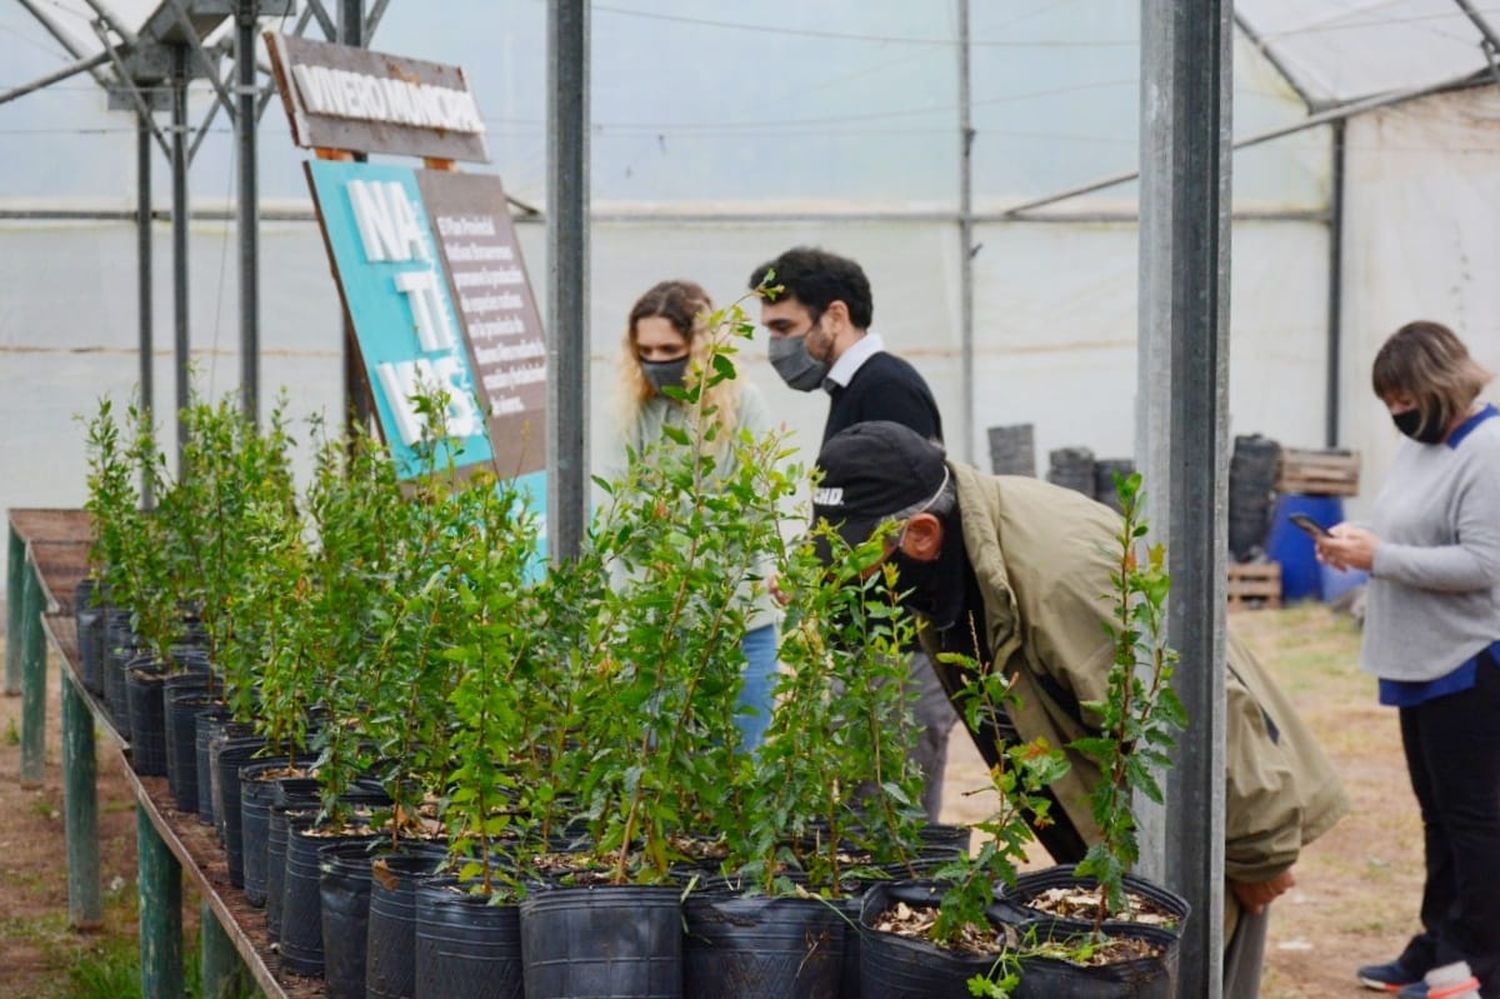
<box><xmin>1322</xmin><ymin>456</ymin><xmax>1500</xmax><ymax>591</ymax></box>
<box><xmin>1223</xmin><ymin>669</ymin><xmax>1304</xmax><ymax>889</ymax></box>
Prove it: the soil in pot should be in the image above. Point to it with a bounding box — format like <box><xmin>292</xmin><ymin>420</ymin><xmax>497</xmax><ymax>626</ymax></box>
<box><xmin>124</xmin><ymin>663</ymin><xmax>169</xmax><ymax>776</ymax></box>
<box><xmin>281</xmin><ymin>823</ymin><xmax>378</xmax><ymax>978</ymax></box>
<box><xmin>994</xmin><ymin>866</ymin><xmax>1189</xmax><ymax>938</ymax></box>
<box><xmin>1011</xmin><ymin>922</ymin><xmax>1179</xmax><ymax>998</ymax></box>
<box><xmin>413</xmin><ymin>876</ymin><xmax>523</xmax><ymax>999</ymax></box>
<box><xmin>321</xmin><ymin>840</ymin><xmax>378</xmax><ymax>999</ymax></box>
<box><xmin>520</xmin><ymin>883</ymin><xmax>683</xmax><ymax>999</ymax></box>
<box><xmin>367</xmin><ymin>850</ymin><xmax>449</xmax><ymax>999</ymax></box>
<box><xmin>683</xmin><ymin>892</ymin><xmax>844</xmax><ymax>998</ymax></box>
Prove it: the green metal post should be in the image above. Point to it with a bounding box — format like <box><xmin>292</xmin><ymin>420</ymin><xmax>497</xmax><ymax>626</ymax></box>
<box><xmin>61</xmin><ymin>673</ymin><xmax>102</xmax><ymax>928</ymax></box>
<box><xmin>5</xmin><ymin>524</ymin><xmax>22</xmax><ymax>695</ymax></box>
<box><xmin>19</xmin><ymin>561</ymin><xmax>46</xmax><ymax>787</ymax></box>
<box><xmin>137</xmin><ymin>804</ymin><xmax>183</xmax><ymax>999</ymax></box>
<box><xmin>200</xmin><ymin>900</ymin><xmax>253</xmax><ymax>998</ymax></box>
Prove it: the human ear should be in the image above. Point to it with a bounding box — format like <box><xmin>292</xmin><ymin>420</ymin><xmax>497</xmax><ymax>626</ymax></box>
<box><xmin>898</xmin><ymin>513</ymin><xmax>943</xmax><ymax>562</ymax></box>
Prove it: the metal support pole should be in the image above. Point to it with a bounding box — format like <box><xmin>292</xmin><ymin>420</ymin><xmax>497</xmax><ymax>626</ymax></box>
<box><xmin>546</xmin><ymin>0</ymin><xmax>590</xmax><ymax>562</ymax></box>
<box><xmin>5</xmin><ymin>525</ymin><xmax>22</xmax><ymax>695</ymax></box>
<box><xmin>61</xmin><ymin>673</ymin><xmax>102</xmax><ymax>929</ymax></box>
<box><xmin>1325</xmin><ymin>119</ymin><xmax>1346</xmax><ymax>448</ymax></box>
<box><xmin>236</xmin><ymin>0</ymin><xmax>260</xmax><ymax>425</ymax></box>
<box><xmin>1136</xmin><ymin>1</ymin><xmax>1232</xmax><ymax>996</ymax></box>
<box><xmin>200</xmin><ymin>902</ymin><xmax>251</xmax><ymax>998</ymax></box>
<box><xmin>137</xmin><ymin>804</ymin><xmax>184</xmax><ymax>999</ymax></box>
<box><xmin>956</xmin><ymin>0</ymin><xmax>976</xmax><ymax>464</ymax></box>
<box><xmin>19</xmin><ymin>561</ymin><xmax>46</xmax><ymax>787</ymax></box>
<box><xmin>339</xmin><ymin>0</ymin><xmax>372</xmax><ymax>437</ymax></box>
<box><xmin>171</xmin><ymin>46</ymin><xmax>191</xmax><ymax>463</ymax></box>
<box><xmin>0</xmin><ymin>51</ymin><xmax>112</xmax><ymax>106</ymax></box>
<box><xmin>138</xmin><ymin>113</ymin><xmax>156</xmax><ymax>507</ymax></box>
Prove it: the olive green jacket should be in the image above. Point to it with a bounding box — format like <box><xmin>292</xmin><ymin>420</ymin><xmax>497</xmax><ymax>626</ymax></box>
<box><xmin>921</xmin><ymin>462</ymin><xmax>1349</xmax><ymax>886</ymax></box>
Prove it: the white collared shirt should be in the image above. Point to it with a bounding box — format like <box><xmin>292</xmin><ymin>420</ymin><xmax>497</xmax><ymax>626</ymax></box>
<box><xmin>823</xmin><ymin>332</ymin><xmax>885</xmax><ymax>392</ymax></box>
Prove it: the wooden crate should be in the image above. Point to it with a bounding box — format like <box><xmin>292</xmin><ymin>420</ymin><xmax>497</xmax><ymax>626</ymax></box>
<box><xmin>1277</xmin><ymin>448</ymin><xmax>1360</xmax><ymax>497</ymax></box>
<box><xmin>1227</xmin><ymin>562</ymin><xmax>1282</xmax><ymax>612</ymax></box>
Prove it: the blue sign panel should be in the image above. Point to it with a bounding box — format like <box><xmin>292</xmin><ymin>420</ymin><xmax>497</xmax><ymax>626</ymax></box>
<box><xmin>308</xmin><ymin>159</ymin><xmax>493</xmax><ymax>479</ymax></box>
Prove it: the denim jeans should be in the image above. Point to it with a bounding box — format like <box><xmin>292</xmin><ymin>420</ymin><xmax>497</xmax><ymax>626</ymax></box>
<box><xmin>736</xmin><ymin>624</ymin><xmax>779</xmax><ymax>752</ymax></box>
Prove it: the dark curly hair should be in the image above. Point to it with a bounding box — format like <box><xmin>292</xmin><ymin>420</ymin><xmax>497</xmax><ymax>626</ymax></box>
<box><xmin>748</xmin><ymin>246</ymin><xmax>873</xmax><ymax>329</ymax></box>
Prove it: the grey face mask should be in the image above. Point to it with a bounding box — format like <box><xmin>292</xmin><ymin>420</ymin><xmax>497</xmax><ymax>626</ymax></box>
<box><xmin>640</xmin><ymin>356</ymin><xmax>690</xmax><ymax>393</ymax></box>
<box><xmin>768</xmin><ymin>333</ymin><xmax>830</xmax><ymax>392</ymax></box>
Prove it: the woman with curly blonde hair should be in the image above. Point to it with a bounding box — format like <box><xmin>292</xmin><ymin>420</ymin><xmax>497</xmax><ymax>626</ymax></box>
<box><xmin>608</xmin><ymin>279</ymin><xmax>780</xmax><ymax>750</ymax></box>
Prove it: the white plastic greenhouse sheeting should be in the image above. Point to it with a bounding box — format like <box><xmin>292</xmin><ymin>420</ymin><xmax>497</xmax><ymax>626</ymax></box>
<box><xmin>0</xmin><ymin>211</ymin><xmax>1329</xmax><ymax>561</ymax></box>
<box><xmin>1236</xmin><ymin>0</ymin><xmax>1500</xmax><ymax>106</ymax></box>
<box><xmin>1340</xmin><ymin>86</ymin><xmax>1500</xmax><ymax>515</ymax></box>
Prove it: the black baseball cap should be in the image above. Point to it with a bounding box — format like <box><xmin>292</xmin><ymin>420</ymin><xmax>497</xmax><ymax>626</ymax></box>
<box><xmin>811</xmin><ymin>421</ymin><xmax>950</xmax><ymax>561</ymax></box>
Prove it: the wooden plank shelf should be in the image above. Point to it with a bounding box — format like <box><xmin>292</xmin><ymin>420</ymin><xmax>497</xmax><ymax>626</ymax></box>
<box><xmin>13</xmin><ymin>508</ymin><xmax>326</xmax><ymax>998</ymax></box>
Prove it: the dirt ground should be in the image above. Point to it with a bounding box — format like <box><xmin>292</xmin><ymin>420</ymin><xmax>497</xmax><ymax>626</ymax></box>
<box><xmin>1</xmin><ymin>603</ymin><xmax>1420</xmax><ymax>997</ymax></box>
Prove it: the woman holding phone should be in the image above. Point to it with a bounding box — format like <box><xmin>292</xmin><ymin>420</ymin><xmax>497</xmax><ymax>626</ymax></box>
<box><xmin>1317</xmin><ymin>321</ymin><xmax>1500</xmax><ymax>997</ymax></box>
<box><xmin>605</xmin><ymin>279</ymin><xmax>781</xmax><ymax>751</ymax></box>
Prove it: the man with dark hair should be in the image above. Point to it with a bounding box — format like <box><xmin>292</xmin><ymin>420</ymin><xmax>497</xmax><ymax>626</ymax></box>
<box><xmin>812</xmin><ymin>420</ymin><xmax>1350</xmax><ymax>998</ymax></box>
<box><xmin>749</xmin><ymin>245</ymin><xmax>954</xmax><ymax>819</ymax></box>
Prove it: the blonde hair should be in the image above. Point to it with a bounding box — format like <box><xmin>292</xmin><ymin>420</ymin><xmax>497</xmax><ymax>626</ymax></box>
<box><xmin>1372</xmin><ymin>321</ymin><xmax>1492</xmax><ymax>432</ymax></box>
<box><xmin>619</xmin><ymin>280</ymin><xmax>743</xmax><ymax>452</ymax></box>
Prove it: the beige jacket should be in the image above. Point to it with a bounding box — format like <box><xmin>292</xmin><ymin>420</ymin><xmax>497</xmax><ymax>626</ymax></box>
<box><xmin>921</xmin><ymin>462</ymin><xmax>1349</xmax><ymax>887</ymax></box>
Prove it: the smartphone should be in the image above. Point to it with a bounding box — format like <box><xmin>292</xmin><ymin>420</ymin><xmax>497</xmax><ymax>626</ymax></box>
<box><xmin>1290</xmin><ymin>513</ymin><xmax>1330</xmax><ymax>539</ymax></box>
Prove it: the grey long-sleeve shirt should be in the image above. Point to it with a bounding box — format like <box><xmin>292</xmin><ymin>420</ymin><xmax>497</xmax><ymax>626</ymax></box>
<box><xmin>1360</xmin><ymin>407</ymin><xmax>1500</xmax><ymax>682</ymax></box>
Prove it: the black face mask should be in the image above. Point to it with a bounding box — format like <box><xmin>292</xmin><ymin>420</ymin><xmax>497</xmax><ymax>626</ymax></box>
<box><xmin>887</xmin><ymin>518</ymin><xmax>967</xmax><ymax>631</ymax></box>
<box><xmin>1393</xmin><ymin>408</ymin><xmax>1447</xmax><ymax>444</ymax></box>
<box><xmin>640</xmin><ymin>356</ymin><xmax>690</xmax><ymax>394</ymax></box>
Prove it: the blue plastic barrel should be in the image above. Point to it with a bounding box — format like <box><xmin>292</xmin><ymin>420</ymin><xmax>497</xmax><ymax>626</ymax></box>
<box><xmin>1321</xmin><ymin>563</ymin><xmax>1369</xmax><ymax>603</ymax></box>
<box><xmin>1266</xmin><ymin>494</ymin><xmax>1346</xmax><ymax>602</ymax></box>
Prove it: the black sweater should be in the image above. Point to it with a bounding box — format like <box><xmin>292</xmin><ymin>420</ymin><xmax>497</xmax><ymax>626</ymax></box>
<box><xmin>823</xmin><ymin>350</ymin><xmax>944</xmax><ymax>445</ymax></box>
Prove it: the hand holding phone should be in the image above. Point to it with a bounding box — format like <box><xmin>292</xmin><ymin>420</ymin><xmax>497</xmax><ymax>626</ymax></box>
<box><xmin>1290</xmin><ymin>513</ymin><xmax>1330</xmax><ymax>539</ymax></box>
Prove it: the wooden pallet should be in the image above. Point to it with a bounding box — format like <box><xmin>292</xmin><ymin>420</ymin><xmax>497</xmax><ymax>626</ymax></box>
<box><xmin>1277</xmin><ymin>447</ymin><xmax>1360</xmax><ymax>496</ymax></box>
<box><xmin>1227</xmin><ymin>562</ymin><xmax>1282</xmax><ymax>611</ymax></box>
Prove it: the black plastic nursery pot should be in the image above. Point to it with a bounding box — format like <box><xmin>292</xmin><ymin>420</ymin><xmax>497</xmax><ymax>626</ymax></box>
<box><xmin>1012</xmin><ymin>922</ymin><xmax>1180</xmax><ymax>999</ymax></box>
<box><xmin>209</xmin><ymin>730</ymin><xmax>259</xmax><ymax>847</ymax></box>
<box><xmin>266</xmin><ymin>805</ymin><xmax>317</xmax><ymax>944</ymax></box>
<box><xmin>216</xmin><ymin>744</ymin><xmax>278</xmax><ymax>889</ymax></box>
<box><xmin>320</xmin><ymin>840</ymin><xmax>378</xmax><ymax>999</ymax></box>
<box><xmin>102</xmin><ymin>611</ymin><xmax>137</xmax><ymax>729</ymax></box>
<box><xmin>860</xmin><ymin>880</ymin><xmax>1182</xmax><ymax>999</ymax></box>
<box><xmin>165</xmin><ymin>692</ymin><xmax>212</xmax><ymax>814</ymax></box>
<box><xmin>683</xmin><ymin>892</ymin><xmax>845</xmax><ymax>998</ymax></box>
<box><xmin>858</xmin><ymin>882</ymin><xmax>1006</xmax><ymax>999</ymax></box>
<box><xmin>73</xmin><ymin>579</ymin><xmax>103</xmax><ymax>694</ymax></box>
<box><xmin>413</xmin><ymin>876</ymin><xmax>524</xmax><ymax>999</ymax></box>
<box><xmin>124</xmin><ymin>663</ymin><xmax>169</xmax><ymax>776</ymax></box>
<box><xmin>281</xmin><ymin>824</ymin><xmax>378</xmax><ymax>978</ymax></box>
<box><xmin>202</xmin><ymin>715</ymin><xmax>255</xmax><ymax>836</ymax></box>
<box><xmin>367</xmin><ymin>849</ymin><xmax>450</xmax><ymax>999</ymax></box>
<box><xmin>520</xmin><ymin>883</ymin><xmax>684</xmax><ymax>999</ymax></box>
<box><xmin>160</xmin><ymin>673</ymin><xmax>208</xmax><ymax>791</ymax></box>
<box><xmin>837</xmin><ymin>891</ymin><xmax>865</xmax><ymax>999</ymax></box>
<box><xmin>240</xmin><ymin>759</ymin><xmax>315</xmax><ymax>908</ymax></box>
<box><xmin>993</xmin><ymin>865</ymin><xmax>1190</xmax><ymax>941</ymax></box>
<box><xmin>193</xmin><ymin>707</ymin><xmax>238</xmax><ymax>826</ymax></box>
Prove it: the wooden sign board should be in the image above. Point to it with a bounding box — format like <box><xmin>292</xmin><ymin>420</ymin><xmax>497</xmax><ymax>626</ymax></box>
<box><xmin>265</xmin><ymin>32</ymin><xmax>490</xmax><ymax>163</ymax></box>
